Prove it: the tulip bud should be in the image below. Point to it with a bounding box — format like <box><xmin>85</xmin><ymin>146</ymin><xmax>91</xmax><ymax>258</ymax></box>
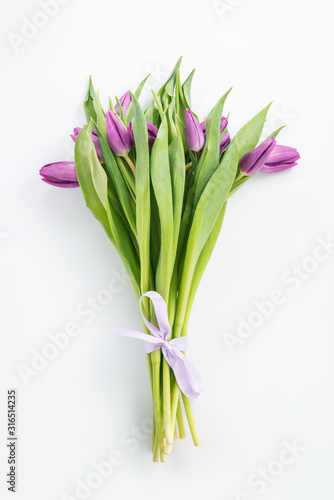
<box><xmin>39</xmin><ymin>162</ymin><xmax>79</xmax><ymax>188</ymax></box>
<box><xmin>185</xmin><ymin>109</ymin><xmax>205</xmax><ymax>152</ymax></box>
<box><xmin>240</xmin><ymin>138</ymin><xmax>276</xmax><ymax>176</ymax></box>
<box><xmin>128</xmin><ymin>121</ymin><xmax>158</xmax><ymax>151</ymax></box>
<box><xmin>106</xmin><ymin>110</ymin><xmax>132</xmax><ymax>156</ymax></box>
<box><xmin>199</xmin><ymin>116</ymin><xmax>228</xmax><ymax>135</ymax></box>
<box><xmin>260</xmin><ymin>145</ymin><xmax>300</xmax><ymax>173</ymax></box>
<box><xmin>147</xmin><ymin>122</ymin><xmax>159</xmax><ymax>150</ymax></box>
<box><xmin>199</xmin><ymin>120</ymin><xmax>206</xmax><ymax>134</ymax></box>
<box><xmin>115</xmin><ymin>92</ymin><xmax>132</xmax><ymax>115</ymax></box>
<box><xmin>70</xmin><ymin>127</ymin><xmax>82</xmax><ymax>142</ymax></box>
<box><xmin>71</xmin><ymin>127</ymin><xmax>103</xmax><ymax>161</ymax></box>
<box><xmin>219</xmin><ymin>133</ymin><xmax>231</xmax><ymax>153</ymax></box>
<box><xmin>220</xmin><ymin>116</ymin><xmax>228</xmax><ymax>134</ymax></box>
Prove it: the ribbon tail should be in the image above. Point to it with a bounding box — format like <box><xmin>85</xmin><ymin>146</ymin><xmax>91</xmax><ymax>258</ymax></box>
<box><xmin>163</xmin><ymin>348</ymin><xmax>204</xmax><ymax>399</ymax></box>
<box><xmin>182</xmin><ymin>357</ymin><xmax>205</xmax><ymax>397</ymax></box>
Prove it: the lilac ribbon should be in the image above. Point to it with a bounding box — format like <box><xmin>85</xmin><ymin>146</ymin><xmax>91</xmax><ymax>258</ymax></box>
<box><xmin>113</xmin><ymin>291</ymin><xmax>204</xmax><ymax>399</ymax></box>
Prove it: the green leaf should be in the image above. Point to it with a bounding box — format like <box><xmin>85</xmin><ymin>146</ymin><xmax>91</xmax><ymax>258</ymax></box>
<box><xmin>159</xmin><ymin>56</ymin><xmax>183</xmax><ymax>98</ymax></box>
<box><xmin>177</xmin><ymin>183</ymin><xmax>195</xmax><ymax>272</ymax></box>
<box><xmin>134</xmin><ymin>74</ymin><xmax>150</xmax><ymax>99</ymax></box>
<box><xmin>182</xmin><ymin>69</ymin><xmax>195</xmax><ymax>109</ymax></box>
<box><xmin>150</xmin><ymin>115</ymin><xmax>174</xmax><ymax>300</ymax></box>
<box><xmin>151</xmin><ymin>90</ymin><xmax>164</xmax><ymax>120</ymax></box>
<box><xmin>125</xmin><ymin>74</ymin><xmax>150</xmax><ymax>124</ymax></box>
<box><xmin>106</xmin><ymin>178</ymin><xmax>123</xmax><ymax>217</ymax></box>
<box><xmin>166</xmin><ymin>98</ymin><xmax>177</xmax><ymax>142</ymax></box>
<box><xmin>228</xmin><ymin>175</ymin><xmax>250</xmax><ymax>197</ymax></box>
<box><xmin>115</xmin><ymin>96</ymin><xmax>126</xmax><ymax>124</ymax></box>
<box><xmin>150</xmin><ymin>186</ymin><xmax>161</xmax><ymax>277</ymax></box>
<box><xmin>108</xmin><ymin>97</ymin><xmax>116</xmax><ymax>114</ymax></box>
<box><xmin>175</xmin><ymin>71</ymin><xmax>185</xmax><ymax>120</ymax></box>
<box><xmin>106</xmin><ymin>198</ymin><xmax>141</xmax><ymax>296</ymax></box>
<box><xmin>93</xmin><ymin>91</ymin><xmax>106</xmax><ymax>136</ymax></box>
<box><xmin>175</xmin><ymin>71</ymin><xmax>188</xmax><ymax>149</ymax></box>
<box><xmin>144</xmin><ymin>101</ymin><xmax>160</xmax><ymax>127</ymax></box>
<box><xmin>131</xmin><ymin>94</ymin><xmax>152</xmax><ymax>296</ymax></box>
<box><xmin>114</xmin><ymin>156</ymin><xmax>136</xmax><ymax>200</ymax></box>
<box><xmin>190</xmin><ymin>137</ymin><xmax>238</xmax><ymax>260</ymax></box>
<box><xmin>188</xmin><ymin>150</ymin><xmax>197</xmax><ymax>172</ymax></box>
<box><xmin>194</xmin><ymin>88</ymin><xmax>232</xmax><ymax>206</ymax></box>
<box><xmin>169</xmin><ymin>129</ymin><xmax>185</xmax><ymax>259</ymax></box>
<box><xmin>263</xmin><ymin>125</ymin><xmax>286</xmax><ymax>141</ymax></box>
<box><xmin>148</xmin><ymin>57</ymin><xmax>183</xmax><ymax>116</ymax></box>
<box><xmin>84</xmin><ymin>76</ymin><xmax>97</xmax><ymax>123</ymax></box>
<box><xmin>235</xmin><ymin>102</ymin><xmax>272</xmax><ymax>159</ymax></box>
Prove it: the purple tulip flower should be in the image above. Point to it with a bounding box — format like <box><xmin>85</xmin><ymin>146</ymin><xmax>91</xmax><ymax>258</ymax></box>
<box><xmin>199</xmin><ymin>120</ymin><xmax>206</xmax><ymax>134</ymax></box>
<box><xmin>71</xmin><ymin>127</ymin><xmax>103</xmax><ymax>161</ymax></box>
<box><xmin>219</xmin><ymin>133</ymin><xmax>231</xmax><ymax>153</ymax></box>
<box><xmin>199</xmin><ymin>116</ymin><xmax>228</xmax><ymax>135</ymax></box>
<box><xmin>260</xmin><ymin>145</ymin><xmax>300</xmax><ymax>173</ymax></box>
<box><xmin>106</xmin><ymin>110</ymin><xmax>132</xmax><ymax>156</ymax></box>
<box><xmin>240</xmin><ymin>138</ymin><xmax>277</xmax><ymax>176</ymax></box>
<box><xmin>127</xmin><ymin>121</ymin><xmax>158</xmax><ymax>151</ymax></box>
<box><xmin>115</xmin><ymin>92</ymin><xmax>132</xmax><ymax>115</ymax></box>
<box><xmin>185</xmin><ymin>109</ymin><xmax>205</xmax><ymax>152</ymax></box>
<box><xmin>220</xmin><ymin>116</ymin><xmax>228</xmax><ymax>134</ymax></box>
<box><xmin>39</xmin><ymin>161</ymin><xmax>79</xmax><ymax>188</ymax></box>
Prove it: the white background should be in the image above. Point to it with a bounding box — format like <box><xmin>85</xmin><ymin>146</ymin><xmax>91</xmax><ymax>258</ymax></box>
<box><xmin>1</xmin><ymin>0</ymin><xmax>334</xmax><ymax>498</ymax></box>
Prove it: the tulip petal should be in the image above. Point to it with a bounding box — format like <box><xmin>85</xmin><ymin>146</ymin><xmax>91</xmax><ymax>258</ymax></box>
<box><xmin>260</xmin><ymin>161</ymin><xmax>298</xmax><ymax>173</ymax></box>
<box><xmin>185</xmin><ymin>109</ymin><xmax>205</xmax><ymax>152</ymax></box>
<box><xmin>264</xmin><ymin>145</ymin><xmax>300</xmax><ymax>166</ymax></box>
<box><xmin>106</xmin><ymin>110</ymin><xmax>132</xmax><ymax>156</ymax></box>
<box><xmin>115</xmin><ymin>92</ymin><xmax>132</xmax><ymax>115</ymax></box>
<box><xmin>240</xmin><ymin>138</ymin><xmax>276</xmax><ymax>176</ymax></box>
<box><xmin>260</xmin><ymin>144</ymin><xmax>300</xmax><ymax>173</ymax></box>
<box><xmin>41</xmin><ymin>178</ymin><xmax>80</xmax><ymax>188</ymax></box>
<box><xmin>219</xmin><ymin>133</ymin><xmax>231</xmax><ymax>153</ymax></box>
<box><xmin>220</xmin><ymin>116</ymin><xmax>228</xmax><ymax>134</ymax></box>
<box><xmin>71</xmin><ymin>127</ymin><xmax>103</xmax><ymax>161</ymax></box>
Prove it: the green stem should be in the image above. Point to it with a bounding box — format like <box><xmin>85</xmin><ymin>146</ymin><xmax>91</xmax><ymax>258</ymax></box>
<box><xmin>152</xmin><ymin>351</ymin><xmax>164</xmax><ymax>461</ymax></box>
<box><xmin>170</xmin><ymin>376</ymin><xmax>179</xmax><ymax>436</ymax></box>
<box><xmin>146</xmin><ymin>354</ymin><xmax>156</xmax><ymax>455</ymax></box>
<box><xmin>170</xmin><ymin>374</ymin><xmax>200</xmax><ymax>446</ymax></box>
<box><xmin>234</xmin><ymin>171</ymin><xmax>245</xmax><ymax>183</ymax></box>
<box><xmin>152</xmin><ymin>414</ymin><xmax>156</xmax><ymax>455</ymax></box>
<box><xmin>146</xmin><ymin>353</ymin><xmax>153</xmax><ymax>391</ymax></box>
<box><xmin>152</xmin><ymin>428</ymin><xmax>160</xmax><ymax>462</ymax></box>
<box><xmin>163</xmin><ymin>359</ymin><xmax>173</xmax><ymax>454</ymax></box>
<box><xmin>124</xmin><ymin>154</ymin><xmax>136</xmax><ymax>176</ymax></box>
<box><xmin>176</xmin><ymin>398</ymin><xmax>186</xmax><ymax>439</ymax></box>
<box><xmin>173</xmin><ymin>421</ymin><xmax>179</xmax><ymax>439</ymax></box>
<box><xmin>182</xmin><ymin>393</ymin><xmax>201</xmax><ymax>446</ymax></box>
<box><xmin>170</xmin><ymin>301</ymin><xmax>201</xmax><ymax>446</ymax></box>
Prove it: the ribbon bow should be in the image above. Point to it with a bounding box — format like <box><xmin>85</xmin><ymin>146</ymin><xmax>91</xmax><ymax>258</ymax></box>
<box><xmin>113</xmin><ymin>291</ymin><xmax>204</xmax><ymax>399</ymax></box>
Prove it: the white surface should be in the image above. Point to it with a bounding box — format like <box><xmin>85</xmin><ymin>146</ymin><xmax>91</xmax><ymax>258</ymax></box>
<box><xmin>1</xmin><ymin>0</ymin><xmax>334</xmax><ymax>498</ymax></box>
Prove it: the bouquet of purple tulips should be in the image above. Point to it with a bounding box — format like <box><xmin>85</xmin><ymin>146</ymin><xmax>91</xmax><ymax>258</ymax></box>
<box><xmin>40</xmin><ymin>58</ymin><xmax>300</xmax><ymax>462</ymax></box>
